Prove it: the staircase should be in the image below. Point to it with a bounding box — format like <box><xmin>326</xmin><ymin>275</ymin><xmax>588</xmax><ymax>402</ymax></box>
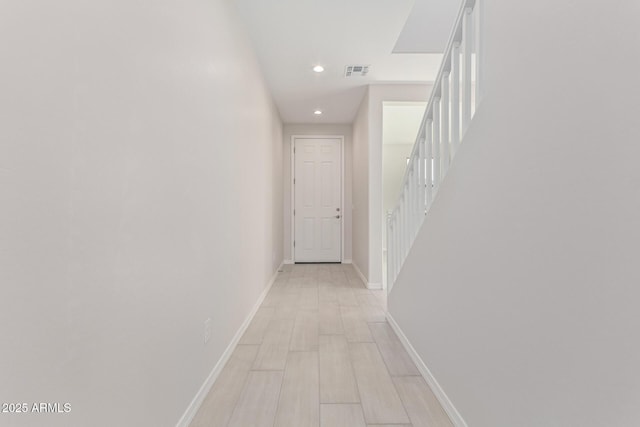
<box><xmin>387</xmin><ymin>0</ymin><xmax>483</xmax><ymax>291</ymax></box>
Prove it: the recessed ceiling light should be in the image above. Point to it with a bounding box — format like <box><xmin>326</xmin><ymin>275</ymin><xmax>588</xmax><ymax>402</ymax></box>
<box><xmin>313</xmin><ymin>65</ymin><xmax>325</xmax><ymax>73</ymax></box>
<box><xmin>314</xmin><ymin>110</ymin><xmax>323</xmax><ymax>115</ymax></box>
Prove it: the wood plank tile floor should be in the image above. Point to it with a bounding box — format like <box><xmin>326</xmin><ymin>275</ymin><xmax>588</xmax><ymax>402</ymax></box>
<box><xmin>190</xmin><ymin>263</ymin><xmax>452</xmax><ymax>427</ymax></box>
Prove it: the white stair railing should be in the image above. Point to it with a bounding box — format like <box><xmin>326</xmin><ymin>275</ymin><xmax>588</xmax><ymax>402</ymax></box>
<box><xmin>387</xmin><ymin>0</ymin><xmax>483</xmax><ymax>292</ymax></box>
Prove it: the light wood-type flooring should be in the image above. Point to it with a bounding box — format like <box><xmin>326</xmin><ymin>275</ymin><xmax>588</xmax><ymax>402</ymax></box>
<box><xmin>190</xmin><ymin>263</ymin><xmax>452</xmax><ymax>427</ymax></box>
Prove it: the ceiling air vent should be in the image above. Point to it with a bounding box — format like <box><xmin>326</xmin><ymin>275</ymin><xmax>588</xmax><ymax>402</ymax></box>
<box><xmin>344</xmin><ymin>65</ymin><xmax>370</xmax><ymax>77</ymax></box>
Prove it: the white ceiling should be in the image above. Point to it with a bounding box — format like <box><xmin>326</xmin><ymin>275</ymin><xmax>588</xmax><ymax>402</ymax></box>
<box><xmin>383</xmin><ymin>102</ymin><xmax>427</xmax><ymax>145</ymax></box>
<box><xmin>234</xmin><ymin>0</ymin><xmax>453</xmax><ymax>124</ymax></box>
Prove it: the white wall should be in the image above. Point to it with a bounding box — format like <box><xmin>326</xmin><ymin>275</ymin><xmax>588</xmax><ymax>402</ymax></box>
<box><xmin>0</xmin><ymin>1</ymin><xmax>283</xmax><ymax>426</ymax></box>
<box><xmin>351</xmin><ymin>92</ymin><xmax>370</xmax><ymax>281</ymax></box>
<box><xmin>368</xmin><ymin>84</ymin><xmax>433</xmax><ymax>288</ymax></box>
<box><xmin>283</xmin><ymin>124</ymin><xmax>353</xmax><ymax>263</ymax></box>
<box><xmin>389</xmin><ymin>1</ymin><xmax>640</xmax><ymax>426</ymax></box>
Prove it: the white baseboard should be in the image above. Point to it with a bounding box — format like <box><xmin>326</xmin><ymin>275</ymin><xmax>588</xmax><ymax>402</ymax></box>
<box><xmin>386</xmin><ymin>313</ymin><xmax>467</xmax><ymax>427</ymax></box>
<box><xmin>351</xmin><ymin>262</ymin><xmax>382</xmax><ymax>290</ymax></box>
<box><xmin>283</xmin><ymin>259</ymin><xmax>294</xmax><ymax>265</ymax></box>
<box><xmin>351</xmin><ymin>262</ymin><xmax>367</xmax><ymax>285</ymax></box>
<box><xmin>342</xmin><ymin>259</ymin><xmax>353</xmax><ymax>264</ymax></box>
<box><xmin>175</xmin><ymin>262</ymin><xmax>283</xmax><ymax>427</ymax></box>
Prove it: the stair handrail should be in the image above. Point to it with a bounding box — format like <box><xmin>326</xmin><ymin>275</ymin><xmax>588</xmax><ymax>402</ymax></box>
<box><xmin>387</xmin><ymin>0</ymin><xmax>483</xmax><ymax>291</ymax></box>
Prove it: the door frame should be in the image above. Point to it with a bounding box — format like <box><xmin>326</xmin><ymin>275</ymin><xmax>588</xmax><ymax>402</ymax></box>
<box><xmin>290</xmin><ymin>135</ymin><xmax>345</xmax><ymax>263</ymax></box>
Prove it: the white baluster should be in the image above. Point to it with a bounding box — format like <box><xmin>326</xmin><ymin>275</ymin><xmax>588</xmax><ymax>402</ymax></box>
<box><xmin>432</xmin><ymin>98</ymin><xmax>441</xmax><ymax>192</ymax></box>
<box><xmin>412</xmin><ymin>153</ymin><xmax>419</xmax><ymax>238</ymax></box>
<box><xmin>403</xmin><ymin>183</ymin><xmax>409</xmax><ymax>257</ymax></box>
<box><xmin>392</xmin><ymin>213</ymin><xmax>396</xmax><ymax>280</ymax></box>
<box><xmin>407</xmin><ymin>162</ymin><xmax>413</xmax><ymax>243</ymax></box>
<box><xmin>418</xmin><ymin>137</ymin><xmax>426</xmax><ymax>221</ymax></box>
<box><xmin>397</xmin><ymin>196</ymin><xmax>403</xmax><ymax>262</ymax></box>
<box><xmin>399</xmin><ymin>196</ymin><xmax>404</xmax><ymax>261</ymax></box>
<box><xmin>386</xmin><ymin>213</ymin><xmax>393</xmax><ymax>290</ymax></box>
<box><xmin>402</xmin><ymin>193</ymin><xmax>409</xmax><ymax>262</ymax></box>
<box><xmin>474</xmin><ymin>0</ymin><xmax>483</xmax><ymax>108</ymax></box>
<box><xmin>393</xmin><ymin>214</ymin><xmax>399</xmax><ymax>280</ymax></box>
<box><xmin>407</xmin><ymin>165</ymin><xmax>414</xmax><ymax>241</ymax></box>
<box><xmin>451</xmin><ymin>42</ymin><xmax>461</xmax><ymax>158</ymax></box>
<box><xmin>441</xmin><ymin>72</ymin><xmax>450</xmax><ymax>177</ymax></box>
<box><xmin>413</xmin><ymin>159</ymin><xmax>422</xmax><ymax>232</ymax></box>
<box><xmin>425</xmin><ymin>119</ymin><xmax>433</xmax><ymax>208</ymax></box>
<box><xmin>398</xmin><ymin>200</ymin><xmax>404</xmax><ymax>262</ymax></box>
<box><xmin>462</xmin><ymin>7</ymin><xmax>473</xmax><ymax>133</ymax></box>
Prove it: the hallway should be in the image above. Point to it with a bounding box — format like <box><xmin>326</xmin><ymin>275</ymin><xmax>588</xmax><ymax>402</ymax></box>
<box><xmin>190</xmin><ymin>263</ymin><xmax>452</xmax><ymax>427</ymax></box>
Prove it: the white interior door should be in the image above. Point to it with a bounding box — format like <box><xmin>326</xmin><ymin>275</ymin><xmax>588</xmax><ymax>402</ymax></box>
<box><xmin>294</xmin><ymin>137</ymin><xmax>342</xmax><ymax>262</ymax></box>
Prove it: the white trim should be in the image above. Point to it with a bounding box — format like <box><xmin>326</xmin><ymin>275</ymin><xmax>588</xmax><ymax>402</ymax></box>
<box><xmin>290</xmin><ymin>135</ymin><xmax>345</xmax><ymax>263</ymax></box>
<box><xmin>342</xmin><ymin>259</ymin><xmax>353</xmax><ymax>264</ymax></box>
<box><xmin>175</xmin><ymin>262</ymin><xmax>283</xmax><ymax>427</ymax></box>
<box><xmin>283</xmin><ymin>259</ymin><xmax>294</xmax><ymax>265</ymax></box>
<box><xmin>386</xmin><ymin>313</ymin><xmax>468</xmax><ymax>427</ymax></box>
<box><xmin>351</xmin><ymin>261</ymin><xmax>381</xmax><ymax>289</ymax></box>
<box><xmin>351</xmin><ymin>260</ymin><xmax>381</xmax><ymax>289</ymax></box>
<box><xmin>351</xmin><ymin>261</ymin><xmax>367</xmax><ymax>284</ymax></box>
